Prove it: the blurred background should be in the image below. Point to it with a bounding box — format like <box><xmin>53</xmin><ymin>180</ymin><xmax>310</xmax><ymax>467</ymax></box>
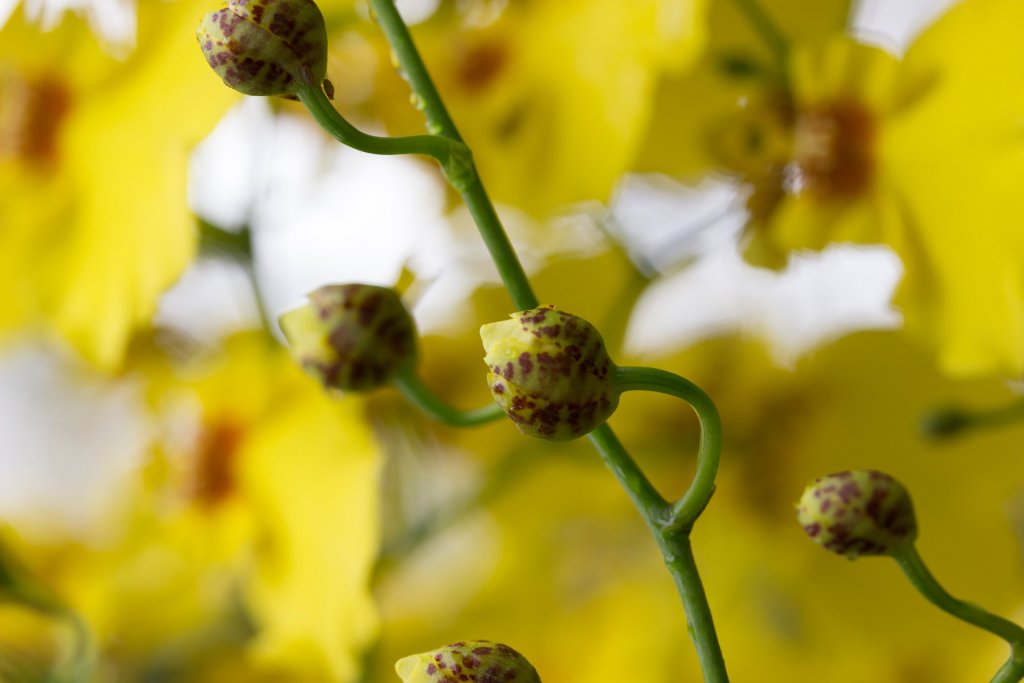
<box><xmin>4</xmin><ymin>0</ymin><xmax>1024</xmax><ymax>681</ymax></box>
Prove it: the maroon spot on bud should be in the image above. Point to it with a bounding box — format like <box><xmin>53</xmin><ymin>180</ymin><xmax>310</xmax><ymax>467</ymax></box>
<box><xmin>493</xmin><ymin>383</ymin><xmax>505</xmax><ymax>394</ymax></box>
<box><xmin>518</xmin><ymin>352</ymin><xmax>533</xmax><ymax>374</ymax></box>
<box><xmin>837</xmin><ymin>481</ymin><xmax>860</xmax><ymax>503</ymax></box>
<box><xmin>359</xmin><ymin>292</ymin><xmax>383</xmax><ymax>325</ymax></box>
<box><xmin>804</xmin><ymin>522</ymin><xmax>821</xmax><ymax>537</ymax></box>
<box><xmin>269</xmin><ymin>11</ymin><xmax>296</xmax><ymax>38</ymax></box>
<box><xmin>426</xmin><ymin>663</ymin><xmax>437</xmax><ymax>675</ymax></box>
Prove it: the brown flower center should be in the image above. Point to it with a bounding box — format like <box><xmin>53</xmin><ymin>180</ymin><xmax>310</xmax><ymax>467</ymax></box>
<box><xmin>0</xmin><ymin>69</ymin><xmax>73</xmax><ymax>167</ymax></box>
<box><xmin>714</xmin><ymin>94</ymin><xmax>876</xmax><ymax>224</ymax></box>
<box><xmin>454</xmin><ymin>39</ymin><xmax>509</xmax><ymax>94</ymax></box>
<box><xmin>787</xmin><ymin>98</ymin><xmax>875</xmax><ymax>200</ymax></box>
<box><xmin>190</xmin><ymin>421</ymin><xmax>244</xmax><ymax>507</ymax></box>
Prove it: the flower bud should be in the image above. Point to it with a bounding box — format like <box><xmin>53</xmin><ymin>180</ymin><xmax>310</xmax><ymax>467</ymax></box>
<box><xmin>279</xmin><ymin>284</ymin><xmax>417</xmax><ymax>392</ymax></box>
<box><xmin>796</xmin><ymin>470</ymin><xmax>917</xmax><ymax>559</ymax></box>
<box><xmin>197</xmin><ymin>0</ymin><xmax>329</xmax><ymax>97</ymax></box>
<box><xmin>480</xmin><ymin>306</ymin><xmax>617</xmax><ymax>441</ymax></box>
<box><xmin>395</xmin><ymin>640</ymin><xmax>541</xmax><ymax>683</ymax></box>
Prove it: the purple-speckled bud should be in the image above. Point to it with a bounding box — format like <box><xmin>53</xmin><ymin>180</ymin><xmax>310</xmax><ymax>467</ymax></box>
<box><xmin>796</xmin><ymin>470</ymin><xmax>917</xmax><ymax>559</ymax></box>
<box><xmin>395</xmin><ymin>640</ymin><xmax>542</xmax><ymax>683</ymax></box>
<box><xmin>197</xmin><ymin>0</ymin><xmax>329</xmax><ymax>97</ymax></box>
<box><xmin>480</xmin><ymin>305</ymin><xmax>617</xmax><ymax>441</ymax></box>
<box><xmin>279</xmin><ymin>284</ymin><xmax>417</xmax><ymax>392</ymax></box>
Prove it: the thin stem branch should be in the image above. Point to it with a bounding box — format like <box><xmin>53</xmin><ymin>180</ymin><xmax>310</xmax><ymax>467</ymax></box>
<box><xmin>364</xmin><ymin>0</ymin><xmax>538</xmax><ymax>311</ymax></box>
<box><xmin>893</xmin><ymin>545</ymin><xmax>1024</xmax><ymax>682</ymax></box>
<box><xmin>296</xmin><ymin>82</ymin><xmax>458</xmax><ymax>163</ymax></box>
<box><xmin>197</xmin><ymin>220</ymin><xmax>275</xmax><ymax>337</ymax></box>
<box><xmin>393</xmin><ymin>368</ymin><xmax>506</xmax><ymax>427</ymax></box>
<box><xmin>614</xmin><ymin>366</ymin><xmax>723</xmax><ymax>531</ymax></box>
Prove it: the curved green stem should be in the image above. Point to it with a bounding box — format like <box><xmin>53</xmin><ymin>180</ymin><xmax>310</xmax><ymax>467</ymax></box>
<box><xmin>364</xmin><ymin>0</ymin><xmax>538</xmax><ymax>311</ymax></box>
<box><xmin>893</xmin><ymin>545</ymin><xmax>1024</xmax><ymax>682</ymax></box>
<box><xmin>614</xmin><ymin>366</ymin><xmax>723</xmax><ymax>531</ymax></box>
<box><xmin>393</xmin><ymin>367</ymin><xmax>505</xmax><ymax>427</ymax></box>
<box><xmin>296</xmin><ymin>82</ymin><xmax>459</xmax><ymax>164</ymax></box>
<box><xmin>587</xmin><ymin>423</ymin><xmax>728</xmax><ymax>682</ymax></box>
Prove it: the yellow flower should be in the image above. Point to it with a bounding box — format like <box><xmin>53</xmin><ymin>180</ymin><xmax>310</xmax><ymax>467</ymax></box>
<box><xmin>640</xmin><ymin>0</ymin><xmax>1024</xmax><ymax>377</ymax></box>
<box><xmin>0</xmin><ymin>1</ymin><xmax>237</xmax><ymax>369</ymax></box>
<box><xmin>0</xmin><ymin>334</ymin><xmax>381</xmax><ymax>681</ymax></box>
<box><xmin>346</xmin><ymin>0</ymin><xmax>706</xmax><ymax>215</ymax></box>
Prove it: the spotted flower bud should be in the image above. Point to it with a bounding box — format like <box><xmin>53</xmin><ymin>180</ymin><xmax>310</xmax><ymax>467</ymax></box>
<box><xmin>480</xmin><ymin>305</ymin><xmax>617</xmax><ymax>441</ymax></box>
<box><xmin>796</xmin><ymin>470</ymin><xmax>917</xmax><ymax>559</ymax></box>
<box><xmin>279</xmin><ymin>284</ymin><xmax>417</xmax><ymax>392</ymax></box>
<box><xmin>197</xmin><ymin>0</ymin><xmax>329</xmax><ymax>97</ymax></box>
<box><xmin>395</xmin><ymin>640</ymin><xmax>542</xmax><ymax>683</ymax></box>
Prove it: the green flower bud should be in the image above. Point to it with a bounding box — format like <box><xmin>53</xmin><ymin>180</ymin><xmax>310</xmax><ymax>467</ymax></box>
<box><xmin>395</xmin><ymin>640</ymin><xmax>542</xmax><ymax>683</ymax></box>
<box><xmin>279</xmin><ymin>284</ymin><xmax>417</xmax><ymax>392</ymax></box>
<box><xmin>480</xmin><ymin>305</ymin><xmax>617</xmax><ymax>441</ymax></box>
<box><xmin>197</xmin><ymin>0</ymin><xmax>329</xmax><ymax>97</ymax></box>
<box><xmin>796</xmin><ymin>470</ymin><xmax>917</xmax><ymax>559</ymax></box>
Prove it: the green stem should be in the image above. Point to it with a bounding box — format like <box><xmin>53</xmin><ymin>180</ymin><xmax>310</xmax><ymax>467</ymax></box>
<box><xmin>354</xmin><ymin>3</ymin><xmax>727</xmax><ymax>679</ymax></box>
<box><xmin>393</xmin><ymin>367</ymin><xmax>505</xmax><ymax>427</ymax></box>
<box><xmin>365</xmin><ymin>0</ymin><xmax>462</xmax><ymax>142</ymax></box>
<box><xmin>923</xmin><ymin>397</ymin><xmax>1024</xmax><ymax>439</ymax></box>
<box><xmin>296</xmin><ymin>82</ymin><xmax>459</xmax><ymax>164</ymax></box>
<box><xmin>587</xmin><ymin>424</ymin><xmax>729</xmax><ymax>682</ymax></box>
<box><xmin>587</xmin><ymin>424</ymin><xmax>668</xmax><ymax>522</ymax></box>
<box><xmin>614</xmin><ymin>366</ymin><xmax>723</xmax><ymax>531</ymax></box>
<box><xmin>661</xmin><ymin>533</ymin><xmax>729</xmax><ymax>683</ymax></box>
<box><xmin>364</xmin><ymin>0</ymin><xmax>538</xmax><ymax>311</ymax></box>
<box><xmin>197</xmin><ymin>220</ymin><xmax>275</xmax><ymax>338</ymax></box>
<box><xmin>197</xmin><ymin>218</ymin><xmax>253</xmax><ymax>262</ymax></box>
<box><xmin>728</xmin><ymin>0</ymin><xmax>789</xmax><ymax>74</ymax></box>
<box><xmin>893</xmin><ymin>545</ymin><xmax>1024</xmax><ymax>682</ymax></box>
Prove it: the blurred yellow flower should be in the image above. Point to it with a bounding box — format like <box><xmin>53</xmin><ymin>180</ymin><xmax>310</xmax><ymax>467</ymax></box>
<box><xmin>640</xmin><ymin>0</ymin><xmax>1024</xmax><ymax>378</ymax></box>
<box><xmin>347</xmin><ymin>0</ymin><xmax>707</xmax><ymax>215</ymax></box>
<box><xmin>0</xmin><ymin>334</ymin><xmax>381</xmax><ymax>682</ymax></box>
<box><xmin>0</xmin><ymin>1</ymin><xmax>237</xmax><ymax>369</ymax></box>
